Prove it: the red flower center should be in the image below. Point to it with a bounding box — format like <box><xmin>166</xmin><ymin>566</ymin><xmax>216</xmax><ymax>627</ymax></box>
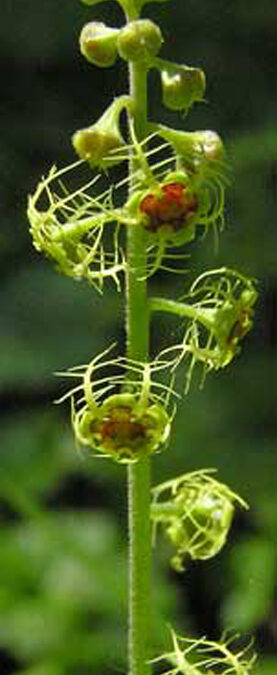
<box><xmin>96</xmin><ymin>407</ymin><xmax>146</xmax><ymax>450</ymax></box>
<box><xmin>140</xmin><ymin>182</ymin><xmax>198</xmax><ymax>233</ymax></box>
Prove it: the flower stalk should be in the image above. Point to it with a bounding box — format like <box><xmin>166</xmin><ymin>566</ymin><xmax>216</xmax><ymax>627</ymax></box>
<box><xmin>126</xmin><ymin>48</ymin><xmax>152</xmax><ymax>675</ymax></box>
<box><xmin>27</xmin><ymin>0</ymin><xmax>259</xmax><ymax>674</ymax></box>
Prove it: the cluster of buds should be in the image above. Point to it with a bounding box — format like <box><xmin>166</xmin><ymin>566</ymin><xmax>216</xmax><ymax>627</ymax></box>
<box><xmin>79</xmin><ymin>17</ymin><xmax>163</xmax><ymax>68</ymax></box>
<box><xmin>150</xmin><ymin>628</ymin><xmax>256</xmax><ymax>675</ymax></box>
<box><xmin>151</xmin><ymin>470</ymin><xmax>247</xmax><ymax>571</ymax></box>
<box><xmin>79</xmin><ymin>17</ymin><xmax>205</xmax><ymax>113</ymax></box>
<box><xmin>58</xmin><ymin>345</ymin><xmax>175</xmax><ymax>463</ymax></box>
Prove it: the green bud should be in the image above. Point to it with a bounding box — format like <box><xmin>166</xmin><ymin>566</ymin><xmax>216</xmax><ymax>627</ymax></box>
<box><xmin>117</xmin><ymin>19</ymin><xmax>163</xmax><ymax>62</ymax></box>
<box><xmin>79</xmin><ymin>22</ymin><xmax>119</xmax><ymax>68</ymax></box>
<box><xmin>161</xmin><ymin>63</ymin><xmax>206</xmax><ymax>112</ymax></box>
<box><xmin>72</xmin><ymin>96</ymin><xmax>128</xmax><ymax>169</ymax></box>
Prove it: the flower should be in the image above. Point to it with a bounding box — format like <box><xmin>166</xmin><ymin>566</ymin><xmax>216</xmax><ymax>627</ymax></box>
<box><xmin>150</xmin><ymin>627</ymin><xmax>256</xmax><ymax>675</ymax></box>
<box><xmin>140</xmin><ymin>182</ymin><xmax>198</xmax><ymax>234</ymax></box>
<box><xmin>27</xmin><ymin>160</ymin><xmax>126</xmax><ymax>292</ymax></box>
<box><xmin>160</xmin><ymin>62</ymin><xmax>206</xmax><ymax>113</ymax></box>
<box><xmin>79</xmin><ymin>21</ymin><xmax>119</xmax><ymax>67</ymax></box>
<box><xmin>117</xmin><ymin>19</ymin><xmax>163</xmax><ymax>62</ymax></box>
<box><xmin>151</xmin><ymin>469</ymin><xmax>247</xmax><ymax>570</ymax></box>
<box><xmin>72</xmin><ymin>96</ymin><xmax>129</xmax><ymax>169</ymax></box>
<box><xmin>57</xmin><ymin>345</ymin><xmax>175</xmax><ymax>463</ymax></box>
<box><xmin>156</xmin><ymin>268</ymin><xmax>258</xmax><ymax>391</ymax></box>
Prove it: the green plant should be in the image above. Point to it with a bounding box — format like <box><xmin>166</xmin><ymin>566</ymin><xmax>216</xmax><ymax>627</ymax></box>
<box><xmin>27</xmin><ymin>0</ymin><xmax>259</xmax><ymax>673</ymax></box>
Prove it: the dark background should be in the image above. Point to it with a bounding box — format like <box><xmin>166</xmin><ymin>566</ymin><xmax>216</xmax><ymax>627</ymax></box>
<box><xmin>0</xmin><ymin>0</ymin><xmax>276</xmax><ymax>673</ymax></box>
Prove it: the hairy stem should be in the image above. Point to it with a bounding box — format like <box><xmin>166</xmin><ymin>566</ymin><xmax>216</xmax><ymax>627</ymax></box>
<box><xmin>149</xmin><ymin>296</ymin><xmax>214</xmax><ymax>331</ymax></box>
<box><xmin>125</xmin><ymin>30</ymin><xmax>152</xmax><ymax>675</ymax></box>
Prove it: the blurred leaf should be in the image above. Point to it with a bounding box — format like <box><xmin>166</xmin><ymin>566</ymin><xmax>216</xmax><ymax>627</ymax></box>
<box><xmin>0</xmin><ymin>264</ymin><xmax>122</xmax><ymax>391</ymax></box>
<box><xmin>0</xmin><ymin>510</ymin><xmax>177</xmax><ymax>673</ymax></box>
<box><xmin>220</xmin><ymin>537</ymin><xmax>276</xmax><ymax>631</ymax></box>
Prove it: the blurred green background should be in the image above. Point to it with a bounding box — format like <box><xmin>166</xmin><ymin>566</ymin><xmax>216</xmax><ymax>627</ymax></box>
<box><xmin>0</xmin><ymin>0</ymin><xmax>276</xmax><ymax>673</ymax></box>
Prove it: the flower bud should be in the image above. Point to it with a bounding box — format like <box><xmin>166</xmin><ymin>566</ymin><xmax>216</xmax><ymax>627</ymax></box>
<box><xmin>117</xmin><ymin>19</ymin><xmax>163</xmax><ymax>62</ymax></box>
<box><xmin>161</xmin><ymin>64</ymin><xmax>206</xmax><ymax>112</ymax></box>
<box><xmin>72</xmin><ymin>96</ymin><xmax>128</xmax><ymax>169</ymax></box>
<box><xmin>79</xmin><ymin>22</ymin><xmax>119</xmax><ymax>67</ymax></box>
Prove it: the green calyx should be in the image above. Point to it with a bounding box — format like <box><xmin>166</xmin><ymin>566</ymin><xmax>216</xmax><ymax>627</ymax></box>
<box><xmin>72</xmin><ymin>96</ymin><xmax>130</xmax><ymax>169</ymax></box>
<box><xmin>79</xmin><ymin>21</ymin><xmax>120</xmax><ymax>67</ymax></box>
<box><xmin>58</xmin><ymin>347</ymin><xmax>175</xmax><ymax>464</ymax></box>
<box><xmin>117</xmin><ymin>19</ymin><xmax>163</xmax><ymax>63</ymax></box>
<box><xmin>75</xmin><ymin>393</ymin><xmax>171</xmax><ymax>463</ymax></box>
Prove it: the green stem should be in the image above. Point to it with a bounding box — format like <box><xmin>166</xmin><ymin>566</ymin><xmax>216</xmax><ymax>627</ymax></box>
<box><xmin>125</xmin><ymin>26</ymin><xmax>152</xmax><ymax>675</ymax></box>
<box><xmin>149</xmin><ymin>296</ymin><xmax>215</xmax><ymax>331</ymax></box>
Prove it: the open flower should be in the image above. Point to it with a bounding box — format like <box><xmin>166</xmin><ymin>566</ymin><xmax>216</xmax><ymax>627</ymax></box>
<box><xmin>57</xmin><ymin>345</ymin><xmax>176</xmax><ymax>463</ymax></box>
<box><xmin>151</xmin><ymin>469</ymin><xmax>247</xmax><ymax>571</ymax></box>
<box><xmin>27</xmin><ymin>160</ymin><xmax>126</xmax><ymax>292</ymax></box>
<box><xmin>152</xmin><ymin>268</ymin><xmax>258</xmax><ymax>390</ymax></box>
<box><xmin>150</xmin><ymin>627</ymin><xmax>256</xmax><ymax>675</ymax></box>
<box><xmin>140</xmin><ymin>181</ymin><xmax>198</xmax><ymax>235</ymax></box>
<box><xmin>124</xmin><ymin>121</ymin><xmax>230</xmax><ymax>276</ymax></box>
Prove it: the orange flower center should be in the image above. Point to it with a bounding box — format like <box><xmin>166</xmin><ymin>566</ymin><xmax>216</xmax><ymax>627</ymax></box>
<box><xmin>96</xmin><ymin>407</ymin><xmax>146</xmax><ymax>450</ymax></box>
<box><xmin>140</xmin><ymin>182</ymin><xmax>198</xmax><ymax>233</ymax></box>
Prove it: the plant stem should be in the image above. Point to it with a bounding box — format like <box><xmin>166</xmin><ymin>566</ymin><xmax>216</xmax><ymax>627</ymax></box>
<box><xmin>125</xmin><ymin>37</ymin><xmax>152</xmax><ymax>675</ymax></box>
<box><xmin>149</xmin><ymin>296</ymin><xmax>215</xmax><ymax>331</ymax></box>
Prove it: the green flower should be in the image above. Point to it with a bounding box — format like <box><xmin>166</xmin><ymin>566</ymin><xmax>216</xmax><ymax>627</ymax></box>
<box><xmin>57</xmin><ymin>345</ymin><xmax>175</xmax><ymax>463</ymax></box>
<box><xmin>151</xmin><ymin>469</ymin><xmax>247</xmax><ymax>571</ymax></box>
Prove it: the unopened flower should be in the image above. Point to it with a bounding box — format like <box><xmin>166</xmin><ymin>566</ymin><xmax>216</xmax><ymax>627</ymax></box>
<box><xmin>79</xmin><ymin>21</ymin><xmax>119</xmax><ymax>67</ymax></box>
<box><xmin>72</xmin><ymin>96</ymin><xmax>129</xmax><ymax>170</ymax></box>
<box><xmin>159</xmin><ymin>61</ymin><xmax>206</xmax><ymax>113</ymax></box>
<box><xmin>117</xmin><ymin>19</ymin><xmax>163</xmax><ymax>62</ymax></box>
